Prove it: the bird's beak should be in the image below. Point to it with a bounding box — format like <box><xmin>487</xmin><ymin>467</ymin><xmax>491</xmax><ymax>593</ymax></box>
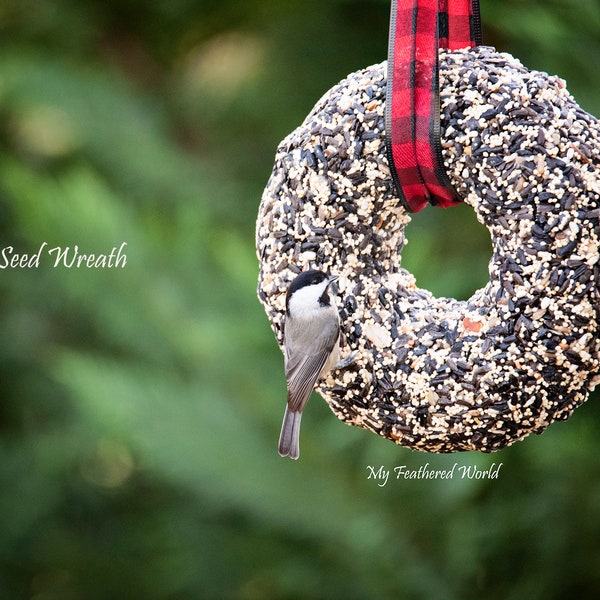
<box><xmin>328</xmin><ymin>274</ymin><xmax>339</xmax><ymax>284</ymax></box>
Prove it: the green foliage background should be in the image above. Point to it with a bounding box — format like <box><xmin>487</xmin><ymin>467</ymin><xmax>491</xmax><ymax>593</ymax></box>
<box><xmin>1</xmin><ymin>1</ymin><xmax>599</xmax><ymax>598</ymax></box>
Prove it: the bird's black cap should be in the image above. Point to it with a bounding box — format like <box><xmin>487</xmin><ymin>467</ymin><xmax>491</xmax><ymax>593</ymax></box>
<box><xmin>287</xmin><ymin>270</ymin><xmax>328</xmax><ymax>296</ymax></box>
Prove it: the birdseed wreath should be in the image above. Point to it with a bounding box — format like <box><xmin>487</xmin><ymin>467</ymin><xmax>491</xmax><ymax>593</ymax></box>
<box><xmin>256</xmin><ymin>46</ymin><xmax>600</xmax><ymax>453</ymax></box>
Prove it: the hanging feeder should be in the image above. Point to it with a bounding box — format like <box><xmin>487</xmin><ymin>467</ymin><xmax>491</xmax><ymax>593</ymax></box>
<box><xmin>256</xmin><ymin>1</ymin><xmax>600</xmax><ymax>453</ymax></box>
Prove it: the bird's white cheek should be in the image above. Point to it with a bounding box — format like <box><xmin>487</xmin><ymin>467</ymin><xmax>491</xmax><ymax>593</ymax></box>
<box><xmin>288</xmin><ymin>283</ymin><xmax>330</xmax><ymax>319</ymax></box>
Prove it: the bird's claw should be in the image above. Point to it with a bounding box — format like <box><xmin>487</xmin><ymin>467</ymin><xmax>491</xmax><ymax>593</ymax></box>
<box><xmin>334</xmin><ymin>350</ymin><xmax>358</xmax><ymax>370</ymax></box>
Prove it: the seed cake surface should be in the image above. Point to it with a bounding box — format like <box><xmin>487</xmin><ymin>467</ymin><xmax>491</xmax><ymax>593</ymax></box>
<box><xmin>256</xmin><ymin>46</ymin><xmax>600</xmax><ymax>453</ymax></box>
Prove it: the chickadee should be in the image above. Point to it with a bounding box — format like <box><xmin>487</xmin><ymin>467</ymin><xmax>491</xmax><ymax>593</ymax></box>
<box><xmin>278</xmin><ymin>269</ymin><xmax>341</xmax><ymax>460</ymax></box>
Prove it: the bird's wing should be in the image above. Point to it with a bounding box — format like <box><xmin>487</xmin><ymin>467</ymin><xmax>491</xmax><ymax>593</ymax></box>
<box><xmin>284</xmin><ymin>317</ymin><xmax>339</xmax><ymax>413</ymax></box>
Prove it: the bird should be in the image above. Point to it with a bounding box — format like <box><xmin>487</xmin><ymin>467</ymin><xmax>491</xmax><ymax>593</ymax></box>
<box><xmin>278</xmin><ymin>269</ymin><xmax>342</xmax><ymax>460</ymax></box>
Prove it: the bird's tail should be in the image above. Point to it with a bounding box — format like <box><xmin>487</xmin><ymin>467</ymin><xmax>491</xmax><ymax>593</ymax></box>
<box><xmin>278</xmin><ymin>407</ymin><xmax>302</xmax><ymax>460</ymax></box>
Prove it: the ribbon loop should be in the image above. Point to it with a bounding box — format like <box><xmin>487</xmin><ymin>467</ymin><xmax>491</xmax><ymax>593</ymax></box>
<box><xmin>386</xmin><ymin>0</ymin><xmax>481</xmax><ymax>212</ymax></box>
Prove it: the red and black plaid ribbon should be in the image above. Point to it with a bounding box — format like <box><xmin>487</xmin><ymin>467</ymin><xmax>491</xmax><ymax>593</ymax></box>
<box><xmin>386</xmin><ymin>0</ymin><xmax>482</xmax><ymax>212</ymax></box>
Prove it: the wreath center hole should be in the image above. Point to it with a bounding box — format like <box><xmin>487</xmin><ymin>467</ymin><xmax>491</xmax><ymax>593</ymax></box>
<box><xmin>400</xmin><ymin>202</ymin><xmax>492</xmax><ymax>301</ymax></box>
